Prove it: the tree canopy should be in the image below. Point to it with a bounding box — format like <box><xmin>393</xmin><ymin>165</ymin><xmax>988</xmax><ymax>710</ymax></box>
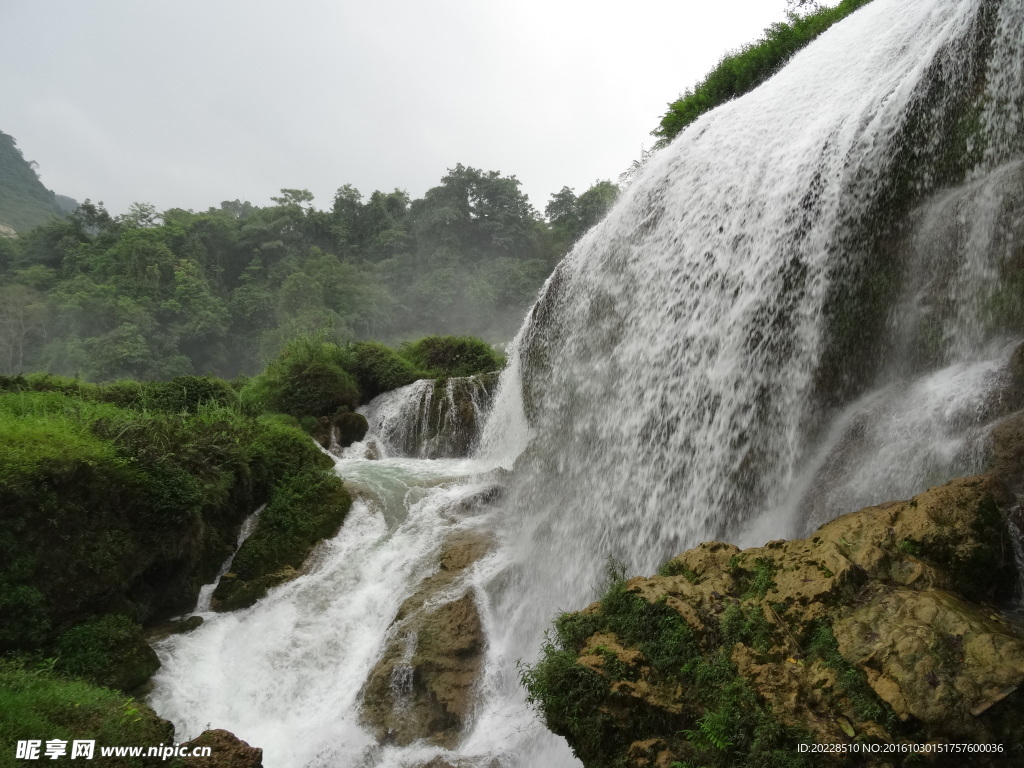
<box><xmin>0</xmin><ymin>163</ymin><xmax>619</xmax><ymax>381</ymax></box>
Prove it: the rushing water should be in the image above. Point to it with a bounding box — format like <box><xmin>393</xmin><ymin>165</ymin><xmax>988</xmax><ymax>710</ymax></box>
<box><xmin>151</xmin><ymin>0</ymin><xmax>1024</xmax><ymax>765</ymax></box>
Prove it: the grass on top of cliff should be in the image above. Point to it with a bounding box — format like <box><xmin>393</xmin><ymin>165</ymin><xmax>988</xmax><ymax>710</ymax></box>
<box><xmin>521</xmin><ymin>558</ymin><xmax>814</xmax><ymax>768</ymax></box>
<box><xmin>653</xmin><ymin>0</ymin><xmax>875</xmax><ymax>146</ymax></box>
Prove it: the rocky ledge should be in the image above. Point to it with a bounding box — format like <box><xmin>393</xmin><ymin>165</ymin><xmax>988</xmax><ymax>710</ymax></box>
<box><xmin>522</xmin><ymin>475</ymin><xmax>1024</xmax><ymax>767</ymax></box>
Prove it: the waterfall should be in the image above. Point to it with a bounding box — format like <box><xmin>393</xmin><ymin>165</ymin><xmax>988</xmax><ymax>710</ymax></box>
<box><xmin>149</xmin><ymin>1</ymin><xmax>1024</xmax><ymax>765</ymax></box>
<box><xmin>358</xmin><ymin>374</ymin><xmax>499</xmax><ymax>459</ymax></box>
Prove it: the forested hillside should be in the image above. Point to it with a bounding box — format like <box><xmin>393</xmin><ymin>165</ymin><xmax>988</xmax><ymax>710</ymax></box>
<box><xmin>0</xmin><ymin>131</ymin><xmax>76</xmax><ymax>235</ymax></box>
<box><xmin>0</xmin><ymin>161</ymin><xmax>617</xmax><ymax>380</ymax></box>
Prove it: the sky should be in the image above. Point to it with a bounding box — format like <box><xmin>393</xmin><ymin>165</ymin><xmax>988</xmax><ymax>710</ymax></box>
<box><xmin>0</xmin><ymin>0</ymin><xmax>793</xmax><ymax>217</ymax></box>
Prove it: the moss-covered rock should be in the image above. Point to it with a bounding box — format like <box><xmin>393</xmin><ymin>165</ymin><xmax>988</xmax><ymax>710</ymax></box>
<box><xmin>309</xmin><ymin>409</ymin><xmax>369</xmax><ymax>451</ymax></box>
<box><xmin>523</xmin><ymin>476</ymin><xmax>1024</xmax><ymax>767</ymax></box>
<box><xmin>179</xmin><ymin>729</ymin><xmax>263</xmax><ymax>767</ymax></box>
<box><xmin>0</xmin><ymin>386</ymin><xmax>335</xmax><ymax>658</ymax></box>
<box><xmin>54</xmin><ymin>615</ymin><xmax>160</xmax><ymax>692</ymax></box>
<box><xmin>212</xmin><ymin>469</ymin><xmax>351</xmax><ymax>611</ymax></box>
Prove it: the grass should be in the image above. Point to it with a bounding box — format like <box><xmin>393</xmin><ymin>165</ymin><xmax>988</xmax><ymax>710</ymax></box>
<box><xmin>0</xmin><ymin>382</ymin><xmax>339</xmax><ymax>662</ymax></box>
<box><xmin>654</xmin><ymin>0</ymin><xmax>876</xmax><ymax>145</ymax></box>
<box><xmin>0</xmin><ymin>659</ymin><xmax>179</xmax><ymax>768</ymax></box>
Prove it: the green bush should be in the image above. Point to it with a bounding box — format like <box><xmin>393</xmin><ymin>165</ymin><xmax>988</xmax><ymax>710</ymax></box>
<box><xmin>341</xmin><ymin>341</ymin><xmax>422</xmax><ymax>400</ymax></box>
<box><xmin>242</xmin><ymin>336</ymin><xmax>359</xmax><ymax>418</ymax></box>
<box><xmin>397</xmin><ymin>335</ymin><xmax>504</xmax><ymax>378</ymax></box>
<box><xmin>654</xmin><ymin>0</ymin><xmax>875</xmax><ymax>144</ymax></box>
<box><xmin>55</xmin><ymin>616</ymin><xmax>159</xmax><ymax>691</ymax></box>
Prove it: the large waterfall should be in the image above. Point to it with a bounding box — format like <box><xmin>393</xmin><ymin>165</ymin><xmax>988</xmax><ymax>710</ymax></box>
<box><xmin>149</xmin><ymin>0</ymin><xmax>1024</xmax><ymax>765</ymax></box>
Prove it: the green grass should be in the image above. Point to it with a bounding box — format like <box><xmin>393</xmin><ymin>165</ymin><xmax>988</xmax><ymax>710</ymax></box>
<box><xmin>0</xmin><ymin>659</ymin><xmax>177</xmax><ymax>768</ymax></box>
<box><xmin>654</xmin><ymin>0</ymin><xmax>876</xmax><ymax>145</ymax></box>
<box><xmin>0</xmin><ymin>383</ymin><xmax>338</xmax><ymax>661</ymax></box>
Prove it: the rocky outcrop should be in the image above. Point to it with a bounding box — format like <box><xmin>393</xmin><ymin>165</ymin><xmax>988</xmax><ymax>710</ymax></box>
<box><xmin>360</xmin><ymin>529</ymin><xmax>491</xmax><ymax>748</ymax></box>
<box><xmin>211</xmin><ymin>471</ymin><xmax>352</xmax><ymax>612</ymax></box>
<box><xmin>180</xmin><ymin>729</ymin><xmax>263</xmax><ymax>767</ymax></box>
<box><xmin>522</xmin><ymin>475</ymin><xmax>1024</xmax><ymax>767</ymax></box>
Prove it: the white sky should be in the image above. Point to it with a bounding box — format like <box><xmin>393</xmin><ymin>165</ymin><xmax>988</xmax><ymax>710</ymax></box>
<box><xmin>0</xmin><ymin>0</ymin><xmax>792</xmax><ymax>216</ymax></box>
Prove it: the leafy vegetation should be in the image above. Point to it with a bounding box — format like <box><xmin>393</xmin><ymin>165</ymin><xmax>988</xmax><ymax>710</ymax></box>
<box><xmin>0</xmin><ymin>131</ymin><xmax>73</xmax><ymax>234</ymax></box>
<box><xmin>0</xmin><ymin>156</ymin><xmax>619</xmax><ymax>380</ymax></box>
<box><xmin>0</xmin><ymin>374</ymin><xmax>345</xmax><ymax>683</ymax></box>
<box><xmin>653</xmin><ymin>0</ymin><xmax>876</xmax><ymax>146</ymax></box>
<box><xmin>0</xmin><ymin>659</ymin><xmax>178</xmax><ymax>768</ymax></box>
<box><xmin>804</xmin><ymin>622</ymin><xmax>893</xmax><ymax>726</ymax></box>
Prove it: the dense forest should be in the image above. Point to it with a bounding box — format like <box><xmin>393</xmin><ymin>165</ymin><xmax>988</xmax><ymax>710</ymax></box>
<box><xmin>0</xmin><ymin>153</ymin><xmax>618</xmax><ymax>381</ymax></box>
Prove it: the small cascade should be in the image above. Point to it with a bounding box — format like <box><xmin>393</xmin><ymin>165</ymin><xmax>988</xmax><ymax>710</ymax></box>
<box><xmin>193</xmin><ymin>504</ymin><xmax>266</xmax><ymax>614</ymax></box>
<box><xmin>388</xmin><ymin>631</ymin><xmax>417</xmax><ymax>715</ymax></box>
<box><xmin>360</xmin><ymin>374</ymin><xmax>499</xmax><ymax>459</ymax></box>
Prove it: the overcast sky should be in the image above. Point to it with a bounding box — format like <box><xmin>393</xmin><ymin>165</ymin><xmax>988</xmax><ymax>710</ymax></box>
<box><xmin>1</xmin><ymin>0</ymin><xmax>793</xmax><ymax>217</ymax></box>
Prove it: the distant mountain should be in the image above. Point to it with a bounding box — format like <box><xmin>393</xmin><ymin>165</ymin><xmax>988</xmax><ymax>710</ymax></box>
<box><xmin>0</xmin><ymin>130</ymin><xmax>77</xmax><ymax>234</ymax></box>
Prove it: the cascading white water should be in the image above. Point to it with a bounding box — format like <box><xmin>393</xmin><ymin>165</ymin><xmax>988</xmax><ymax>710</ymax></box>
<box><xmin>360</xmin><ymin>375</ymin><xmax>497</xmax><ymax>459</ymax></box>
<box><xmin>150</xmin><ymin>1</ymin><xmax>1024</xmax><ymax>765</ymax></box>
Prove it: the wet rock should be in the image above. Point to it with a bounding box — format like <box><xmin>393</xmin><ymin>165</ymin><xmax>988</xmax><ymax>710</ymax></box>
<box><xmin>146</xmin><ymin>614</ymin><xmax>204</xmax><ymax>643</ymax></box>
<box><xmin>524</xmin><ymin>475</ymin><xmax>1024</xmax><ymax>767</ymax></box>
<box><xmin>360</xmin><ymin>529</ymin><xmax>492</xmax><ymax>748</ymax></box>
<box><xmin>180</xmin><ymin>729</ymin><xmax>263</xmax><ymax>767</ymax></box>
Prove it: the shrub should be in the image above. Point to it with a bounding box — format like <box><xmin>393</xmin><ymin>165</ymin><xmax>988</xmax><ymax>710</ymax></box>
<box><xmin>242</xmin><ymin>335</ymin><xmax>360</xmax><ymax>417</ymax></box>
<box><xmin>654</xmin><ymin>0</ymin><xmax>876</xmax><ymax>145</ymax></box>
<box><xmin>398</xmin><ymin>335</ymin><xmax>504</xmax><ymax>378</ymax></box>
<box><xmin>55</xmin><ymin>616</ymin><xmax>159</xmax><ymax>691</ymax></box>
<box><xmin>340</xmin><ymin>341</ymin><xmax>421</xmax><ymax>400</ymax></box>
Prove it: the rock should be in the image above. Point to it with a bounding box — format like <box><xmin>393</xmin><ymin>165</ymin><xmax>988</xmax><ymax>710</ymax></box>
<box><xmin>148</xmin><ymin>614</ymin><xmax>204</xmax><ymax>640</ymax></box>
<box><xmin>311</xmin><ymin>409</ymin><xmax>369</xmax><ymax>451</ymax></box>
<box><xmin>210</xmin><ymin>471</ymin><xmax>351</xmax><ymax>612</ymax></box>
<box><xmin>380</xmin><ymin>373</ymin><xmax>500</xmax><ymax>459</ymax></box>
<box><xmin>522</xmin><ymin>475</ymin><xmax>1024</xmax><ymax>767</ymax></box>
<box><xmin>360</xmin><ymin>529</ymin><xmax>492</xmax><ymax>748</ymax></box>
<box><xmin>180</xmin><ymin>729</ymin><xmax>262</xmax><ymax>767</ymax></box>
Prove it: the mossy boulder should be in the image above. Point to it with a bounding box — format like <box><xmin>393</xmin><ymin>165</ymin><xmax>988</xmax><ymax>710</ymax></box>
<box><xmin>523</xmin><ymin>476</ymin><xmax>1024</xmax><ymax>768</ymax></box>
<box><xmin>0</xmin><ymin>387</ymin><xmax>335</xmax><ymax>657</ymax></box>
<box><xmin>212</xmin><ymin>469</ymin><xmax>351</xmax><ymax>611</ymax></box>
<box><xmin>309</xmin><ymin>409</ymin><xmax>369</xmax><ymax>451</ymax></box>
